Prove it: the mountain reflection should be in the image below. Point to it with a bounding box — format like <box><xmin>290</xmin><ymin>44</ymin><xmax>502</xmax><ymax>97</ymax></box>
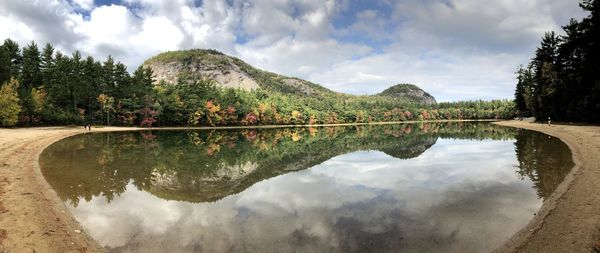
<box><xmin>40</xmin><ymin>122</ymin><xmax>569</xmax><ymax>206</ymax></box>
<box><xmin>39</xmin><ymin>122</ymin><xmax>575</xmax><ymax>253</ymax></box>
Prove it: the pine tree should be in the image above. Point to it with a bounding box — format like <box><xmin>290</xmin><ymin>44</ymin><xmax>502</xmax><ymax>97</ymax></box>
<box><xmin>41</xmin><ymin>43</ymin><xmax>55</xmax><ymax>87</ymax></box>
<box><xmin>81</xmin><ymin>56</ymin><xmax>102</xmax><ymax>122</ymax></box>
<box><xmin>113</xmin><ymin>62</ymin><xmax>131</xmax><ymax>99</ymax></box>
<box><xmin>20</xmin><ymin>41</ymin><xmax>42</xmax><ymax>125</ymax></box>
<box><xmin>514</xmin><ymin>66</ymin><xmax>528</xmax><ymax>116</ymax></box>
<box><xmin>532</xmin><ymin>32</ymin><xmax>560</xmax><ymax>120</ymax></box>
<box><xmin>102</xmin><ymin>55</ymin><xmax>115</xmax><ymax>94</ymax></box>
<box><xmin>69</xmin><ymin>51</ymin><xmax>83</xmax><ymax>113</ymax></box>
<box><xmin>578</xmin><ymin>0</ymin><xmax>600</xmax><ymax>122</ymax></box>
<box><xmin>2</xmin><ymin>39</ymin><xmax>21</xmax><ymax>78</ymax></box>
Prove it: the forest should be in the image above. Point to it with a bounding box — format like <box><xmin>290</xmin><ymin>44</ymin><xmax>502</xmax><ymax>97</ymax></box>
<box><xmin>514</xmin><ymin>0</ymin><xmax>600</xmax><ymax>123</ymax></box>
<box><xmin>0</xmin><ymin>39</ymin><xmax>515</xmax><ymax>127</ymax></box>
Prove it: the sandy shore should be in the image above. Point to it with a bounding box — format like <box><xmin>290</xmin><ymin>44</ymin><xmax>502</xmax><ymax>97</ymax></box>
<box><xmin>493</xmin><ymin>121</ymin><xmax>600</xmax><ymax>253</ymax></box>
<box><xmin>0</xmin><ymin>121</ymin><xmax>598</xmax><ymax>252</ymax></box>
<box><xmin>0</xmin><ymin>126</ymin><xmax>139</xmax><ymax>253</ymax></box>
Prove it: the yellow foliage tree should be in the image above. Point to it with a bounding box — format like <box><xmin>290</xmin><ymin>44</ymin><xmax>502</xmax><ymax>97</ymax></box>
<box><xmin>0</xmin><ymin>78</ymin><xmax>22</xmax><ymax>126</ymax></box>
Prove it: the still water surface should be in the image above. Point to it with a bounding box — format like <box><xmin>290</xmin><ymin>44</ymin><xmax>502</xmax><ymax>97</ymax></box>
<box><xmin>40</xmin><ymin>123</ymin><xmax>573</xmax><ymax>253</ymax></box>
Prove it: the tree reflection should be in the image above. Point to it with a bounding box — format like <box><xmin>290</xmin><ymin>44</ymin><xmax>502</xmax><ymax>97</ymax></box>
<box><xmin>514</xmin><ymin>130</ymin><xmax>574</xmax><ymax>199</ymax></box>
<box><xmin>39</xmin><ymin>122</ymin><xmax>570</xmax><ymax>205</ymax></box>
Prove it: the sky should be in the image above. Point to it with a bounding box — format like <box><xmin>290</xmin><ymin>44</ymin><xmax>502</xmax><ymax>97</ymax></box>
<box><xmin>0</xmin><ymin>0</ymin><xmax>587</xmax><ymax>101</ymax></box>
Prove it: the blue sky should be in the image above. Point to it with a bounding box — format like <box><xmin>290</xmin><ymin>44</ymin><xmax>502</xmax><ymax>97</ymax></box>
<box><xmin>0</xmin><ymin>0</ymin><xmax>587</xmax><ymax>101</ymax></box>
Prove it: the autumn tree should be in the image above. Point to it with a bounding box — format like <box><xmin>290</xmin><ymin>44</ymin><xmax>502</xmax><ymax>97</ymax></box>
<box><xmin>0</xmin><ymin>78</ymin><xmax>22</xmax><ymax>126</ymax></box>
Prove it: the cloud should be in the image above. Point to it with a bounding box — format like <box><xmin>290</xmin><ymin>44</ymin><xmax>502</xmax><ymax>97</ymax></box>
<box><xmin>237</xmin><ymin>37</ymin><xmax>372</xmax><ymax>78</ymax></box>
<box><xmin>391</xmin><ymin>0</ymin><xmax>563</xmax><ymax>53</ymax></box>
<box><xmin>0</xmin><ymin>0</ymin><xmax>82</xmax><ymax>51</ymax></box>
<box><xmin>0</xmin><ymin>0</ymin><xmax>587</xmax><ymax>100</ymax></box>
<box><xmin>311</xmin><ymin>48</ymin><xmax>520</xmax><ymax>100</ymax></box>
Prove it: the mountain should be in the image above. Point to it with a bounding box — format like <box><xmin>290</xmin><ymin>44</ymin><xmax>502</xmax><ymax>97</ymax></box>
<box><xmin>143</xmin><ymin>49</ymin><xmax>335</xmax><ymax>97</ymax></box>
<box><xmin>378</xmin><ymin>84</ymin><xmax>437</xmax><ymax>105</ymax></box>
<box><xmin>143</xmin><ymin>49</ymin><xmax>437</xmax><ymax>104</ymax></box>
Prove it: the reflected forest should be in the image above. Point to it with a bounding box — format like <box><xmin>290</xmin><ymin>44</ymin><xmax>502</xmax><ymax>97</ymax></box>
<box><xmin>40</xmin><ymin>123</ymin><xmax>572</xmax><ymax>206</ymax></box>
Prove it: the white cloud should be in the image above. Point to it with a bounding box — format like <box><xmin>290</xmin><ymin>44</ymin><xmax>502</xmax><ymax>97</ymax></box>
<box><xmin>237</xmin><ymin>37</ymin><xmax>372</xmax><ymax>77</ymax></box>
<box><xmin>0</xmin><ymin>15</ymin><xmax>35</xmax><ymax>43</ymax></box>
<box><xmin>73</xmin><ymin>5</ymin><xmax>136</xmax><ymax>44</ymax></box>
<box><xmin>312</xmin><ymin>49</ymin><xmax>520</xmax><ymax>100</ymax></box>
<box><xmin>131</xmin><ymin>16</ymin><xmax>184</xmax><ymax>52</ymax></box>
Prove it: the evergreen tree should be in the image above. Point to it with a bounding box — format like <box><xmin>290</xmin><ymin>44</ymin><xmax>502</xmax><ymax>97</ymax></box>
<box><xmin>49</xmin><ymin>51</ymin><xmax>68</xmax><ymax>107</ymax></box>
<box><xmin>578</xmin><ymin>0</ymin><xmax>600</xmax><ymax>122</ymax></box>
<box><xmin>2</xmin><ymin>39</ymin><xmax>21</xmax><ymax>78</ymax></box>
<box><xmin>41</xmin><ymin>43</ymin><xmax>55</xmax><ymax>87</ymax></box>
<box><xmin>68</xmin><ymin>51</ymin><xmax>83</xmax><ymax>113</ymax></box>
<box><xmin>514</xmin><ymin>66</ymin><xmax>528</xmax><ymax>116</ymax></box>
<box><xmin>113</xmin><ymin>62</ymin><xmax>131</xmax><ymax>99</ymax></box>
<box><xmin>514</xmin><ymin>0</ymin><xmax>600</xmax><ymax>123</ymax></box>
<box><xmin>20</xmin><ymin>41</ymin><xmax>42</xmax><ymax>125</ymax></box>
<box><xmin>532</xmin><ymin>32</ymin><xmax>560</xmax><ymax>119</ymax></box>
<box><xmin>131</xmin><ymin>66</ymin><xmax>154</xmax><ymax>97</ymax></box>
<box><xmin>0</xmin><ymin>45</ymin><xmax>10</xmax><ymax>85</ymax></box>
<box><xmin>81</xmin><ymin>56</ymin><xmax>103</xmax><ymax>122</ymax></box>
<box><xmin>102</xmin><ymin>55</ymin><xmax>116</xmax><ymax>94</ymax></box>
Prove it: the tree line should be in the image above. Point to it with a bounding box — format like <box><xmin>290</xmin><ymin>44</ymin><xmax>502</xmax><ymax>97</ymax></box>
<box><xmin>514</xmin><ymin>0</ymin><xmax>600</xmax><ymax>122</ymax></box>
<box><xmin>0</xmin><ymin>39</ymin><xmax>515</xmax><ymax>127</ymax></box>
<box><xmin>0</xmin><ymin>39</ymin><xmax>154</xmax><ymax>126</ymax></box>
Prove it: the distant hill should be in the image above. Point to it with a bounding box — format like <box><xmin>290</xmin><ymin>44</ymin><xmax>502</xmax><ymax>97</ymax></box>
<box><xmin>378</xmin><ymin>84</ymin><xmax>436</xmax><ymax>105</ymax></box>
<box><xmin>143</xmin><ymin>49</ymin><xmax>436</xmax><ymax>104</ymax></box>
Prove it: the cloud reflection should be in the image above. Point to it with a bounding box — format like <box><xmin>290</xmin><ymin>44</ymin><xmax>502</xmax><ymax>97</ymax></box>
<box><xmin>70</xmin><ymin>139</ymin><xmax>540</xmax><ymax>253</ymax></box>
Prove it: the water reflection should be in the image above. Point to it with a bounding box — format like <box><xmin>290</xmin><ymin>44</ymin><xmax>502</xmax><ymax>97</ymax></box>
<box><xmin>39</xmin><ymin>123</ymin><xmax>573</xmax><ymax>253</ymax></box>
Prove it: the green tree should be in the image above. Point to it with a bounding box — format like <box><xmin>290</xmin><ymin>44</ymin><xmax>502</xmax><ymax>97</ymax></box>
<box><xmin>532</xmin><ymin>32</ymin><xmax>560</xmax><ymax>119</ymax></box>
<box><xmin>514</xmin><ymin>66</ymin><xmax>529</xmax><ymax>116</ymax></box>
<box><xmin>102</xmin><ymin>55</ymin><xmax>116</xmax><ymax>94</ymax></box>
<box><xmin>0</xmin><ymin>45</ymin><xmax>10</xmax><ymax>85</ymax></box>
<box><xmin>2</xmin><ymin>39</ymin><xmax>21</xmax><ymax>78</ymax></box>
<box><xmin>41</xmin><ymin>43</ymin><xmax>55</xmax><ymax>87</ymax></box>
<box><xmin>513</xmin><ymin>0</ymin><xmax>600</xmax><ymax>123</ymax></box>
<box><xmin>81</xmin><ymin>56</ymin><xmax>103</xmax><ymax>122</ymax></box>
<box><xmin>20</xmin><ymin>41</ymin><xmax>42</xmax><ymax>125</ymax></box>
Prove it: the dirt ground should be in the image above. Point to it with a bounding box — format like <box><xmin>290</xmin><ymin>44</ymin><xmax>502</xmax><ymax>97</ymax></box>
<box><xmin>0</xmin><ymin>122</ymin><xmax>598</xmax><ymax>252</ymax></box>
<box><xmin>493</xmin><ymin>121</ymin><xmax>600</xmax><ymax>253</ymax></box>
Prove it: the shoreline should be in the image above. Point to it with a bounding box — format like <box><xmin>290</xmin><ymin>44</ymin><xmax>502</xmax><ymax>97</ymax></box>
<box><xmin>80</xmin><ymin>118</ymin><xmax>501</xmax><ymax>130</ymax></box>
<box><xmin>492</xmin><ymin>121</ymin><xmax>600</xmax><ymax>253</ymax></box>
<box><xmin>0</xmin><ymin>120</ymin><xmax>597</xmax><ymax>252</ymax></box>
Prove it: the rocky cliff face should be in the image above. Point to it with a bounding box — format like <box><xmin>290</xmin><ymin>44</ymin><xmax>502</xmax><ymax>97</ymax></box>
<box><xmin>144</xmin><ymin>50</ymin><xmax>260</xmax><ymax>90</ymax></box>
<box><xmin>378</xmin><ymin>84</ymin><xmax>437</xmax><ymax>105</ymax></box>
<box><xmin>143</xmin><ymin>49</ymin><xmax>333</xmax><ymax>96</ymax></box>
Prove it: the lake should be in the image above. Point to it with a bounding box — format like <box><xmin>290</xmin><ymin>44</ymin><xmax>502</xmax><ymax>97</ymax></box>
<box><xmin>39</xmin><ymin>122</ymin><xmax>574</xmax><ymax>253</ymax></box>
